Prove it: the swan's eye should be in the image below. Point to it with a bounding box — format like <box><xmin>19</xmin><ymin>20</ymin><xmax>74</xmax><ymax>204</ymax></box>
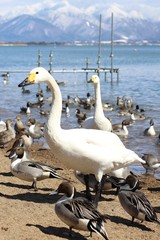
<box><xmin>36</xmin><ymin>72</ymin><xmax>39</xmax><ymax>74</ymax></box>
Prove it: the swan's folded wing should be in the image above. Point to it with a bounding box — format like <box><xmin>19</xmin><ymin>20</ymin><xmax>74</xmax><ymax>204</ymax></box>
<box><xmin>69</xmin><ymin>128</ymin><xmax>125</xmax><ymax>148</ymax></box>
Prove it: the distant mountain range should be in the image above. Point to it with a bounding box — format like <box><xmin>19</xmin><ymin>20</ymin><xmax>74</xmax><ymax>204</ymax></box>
<box><xmin>0</xmin><ymin>2</ymin><xmax>160</xmax><ymax>43</ymax></box>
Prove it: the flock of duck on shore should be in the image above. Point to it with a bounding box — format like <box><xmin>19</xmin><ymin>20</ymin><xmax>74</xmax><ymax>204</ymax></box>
<box><xmin>0</xmin><ymin>68</ymin><xmax>160</xmax><ymax>239</ymax></box>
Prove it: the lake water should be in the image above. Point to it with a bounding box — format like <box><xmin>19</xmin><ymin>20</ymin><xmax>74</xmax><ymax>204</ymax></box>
<box><xmin>0</xmin><ymin>44</ymin><xmax>160</xmax><ymax>177</ymax></box>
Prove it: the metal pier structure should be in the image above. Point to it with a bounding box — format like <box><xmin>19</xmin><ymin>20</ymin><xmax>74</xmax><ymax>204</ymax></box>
<box><xmin>0</xmin><ymin>14</ymin><xmax>119</xmax><ymax>82</ymax></box>
<box><xmin>0</xmin><ymin>66</ymin><xmax>119</xmax><ymax>82</ymax></box>
<box><xmin>0</xmin><ymin>49</ymin><xmax>119</xmax><ymax>82</ymax></box>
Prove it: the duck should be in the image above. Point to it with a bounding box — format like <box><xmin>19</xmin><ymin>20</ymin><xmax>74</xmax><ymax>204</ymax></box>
<box><xmin>75</xmin><ymin>170</ymin><xmax>126</xmax><ymax>195</ymax></box>
<box><xmin>144</xmin><ymin>119</ymin><xmax>156</xmax><ymax>136</ymax></box>
<box><xmin>2</xmin><ymin>72</ymin><xmax>9</xmax><ymax>84</ymax></box>
<box><xmin>117</xmin><ymin>96</ymin><xmax>125</xmax><ymax>108</ymax></box>
<box><xmin>20</xmin><ymin>101</ymin><xmax>31</xmax><ymax>114</ymax></box>
<box><xmin>117</xmin><ymin>96</ymin><xmax>133</xmax><ymax>111</ymax></box>
<box><xmin>118</xmin><ymin>173</ymin><xmax>160</xmax><ymax>224</ymax></box>
<box><xmin>86</xmin><ymin>92</ymin><xmax>94</xmax><ymax>104</ymax></box>
<box><xmin>14</xmin><ymin>115</ymin><xmax>25</xmax><ymax>134</ymax></box>
<box><xmin>130</xmin><ymin>111</ymin><xmax>146</xmax><ymax>121</ymax></box>
<box><xmin>46</xmin><ymin>85</ymin><xmax>51</xmax><ymax>92</ymax></box>
<box><xmin>108</xmin><ymin>167</ymin><xmax>131</xmax><ymax>179</ymax></box>
<box><xmin>56</xmin><ymin>80</ymin><xmax>65</xmax><ymax>86</ymax></box>
<box><xmin>10</xmin><ymin>147</ymin><xmax>66</xmax><ymax>190</ymax></box>
<box><xmin>134</xmin><ymin>105</ymin><xmax>145</xmax><ymax>113</ymax></box>
<box><xmin>75</xmin><ymin>167</ymin><xmax>130</xmax><ymax>198</ymax></box>
<box><xmin>36</xmin><ymin>89</ymin><xmax>44</xmax><ymax>102</ymax></box>
<box><xmin>129</xmin><ymin>111</ymin><xmax>137</xmax><ymax>121</ymax></box>
<box><xmin>21</xmin><ymin>86</ymin><xmax>30</xmax><ymax>94</ymax></box>
<box><xmin>30</xmin><ymin>101</ymin><xmax>44</xmax><ymax>108</ymax></box>
<box><xmin>82</xmin><ymin>75</ymin><xmax>112</xmax><ymax>132</ymax></box>
<box><xmin>112</xmin><ymin>120</ymin><xmax>130</xmax><ymax>137</ymax></box>
<box><xmin>75</xmin><ymin>109</ymin><xmax>86</xmax><ymax>119</ymax></box>
<box><xmin>156</xmin><ymin>134</ymin><xmax>160</xmax><ymax>146</ymax></box>
<box><xmin>50</xmin><ymin>182</ymin><xmax>109</xmax><ymax>239</ymax></box>
<box><xmin>6</xmin><ymin>133</ymin><xmax>33</xmax><ymax>159</ymax></box>
<box><xmin>74</xmin><ymin>92</ymin><xmax>94</xmax><ymax>107</ymax></box>
<box><xmin>0</xmin><ymin>119</ymin><xmax>6</xmax><ymax>132</ymax></box>
<box><xmin>112</xmin><ymin>119</ymin><xmax>131</xmax><ymax>130</ymax></box>
<box><xmin>62</xmin><ymin>102</ymin><xmax>70</xmax><ymax>115</ymax></box>
<box><xmin>74</xmin><ymin>94</ymin><xmax>94</xmax><ymax>110</ymax></box>
<box><xmin>141</xmin><ymin>153</ymin><xmax>160</xmax><ymax>173</ymax></box>
<box><xmin>118</xmin><ymin>109</ymin><xmax>132</xmax><ymax>117</ymax></box>
<box><xmin>0</xmin><ymin>119</ymin><xmax>15</xmax><ymax>147</ymax></box>
<box><xmin>62</xmin><ymin>95</ymin><xmax>74</xmax><ymax>106</ymax></box>
<box><xmin>18</xmin><ymin>67</ymin><xmax>145</xmax><ymax>206</ymax></box>
<box><xmin>102</xmin><ymin>102</ymin><xmax>113</xmax><ymax>112</ymax></box>
<box><xmin>77</xmin><ymin>114</ymin><xmax>87</xmax><ymax>127</ymax></box>
<box><xmin>27</xmin><ymin>118</ymin><xmax>45</xmax><ymax>141</ymax></box>
<box><xmin>39</xmin><ymin>109</ymin><xmax>50</xmax><ymax>116</ymax></box>
<box><xmin>75</xmin><ymin>109</ymin><xmax>87</xmax><ymax>127</ymax></box>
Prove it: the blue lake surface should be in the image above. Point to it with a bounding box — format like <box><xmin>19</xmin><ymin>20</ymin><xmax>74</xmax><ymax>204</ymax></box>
<box><xmin>0</xmin><ymin>44</ymin><xmax>160</xmax><ymax>177</ymax></box>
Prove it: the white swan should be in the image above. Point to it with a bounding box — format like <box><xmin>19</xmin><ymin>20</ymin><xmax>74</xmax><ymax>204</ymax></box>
<box><xmin>82</xmin><ymin>75</ymin><xmax>112</xmax><ymax>131</ymax></box>
<box><xmin>18</xmin><ymin>67</ymin><xmax>145</xmax><ymax>205</ymax></box>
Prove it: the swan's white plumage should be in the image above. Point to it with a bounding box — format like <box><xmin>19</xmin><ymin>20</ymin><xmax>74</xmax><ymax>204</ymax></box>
<box><xmin>19</xmin><ymin>67</ymin><xmax>144</xmax><ymax>183</ymax></box>
<box><xmin>82</xmin><ymin>75</ymin><xmax>112</xmax><ymax>131</ymax></box>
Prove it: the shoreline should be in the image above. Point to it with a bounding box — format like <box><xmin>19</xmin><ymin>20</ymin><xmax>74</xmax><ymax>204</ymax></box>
<box><xmin>0</xmin><ymin>141</ymin><xmax>160</xmax><ymax>240</ymax></box>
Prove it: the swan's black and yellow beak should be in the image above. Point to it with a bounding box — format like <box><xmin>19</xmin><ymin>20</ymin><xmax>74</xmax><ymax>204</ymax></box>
<box><xmin>18</xmin><ymin>73</ymin><xmax>36</xmax><ymax>87</ymax></box>
<box><xmin>87</xmin><ymin>76</ymin><xmax>94</xmax><ymax>83</ymax></box>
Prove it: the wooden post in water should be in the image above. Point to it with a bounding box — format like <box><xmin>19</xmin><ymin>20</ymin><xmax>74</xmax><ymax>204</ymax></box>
<box><xmin>110</xmin><ymin>12</ymin><xmax>114</xmax><ymax>82</ymax></box>
<box><xmin>117</xmin><ymin>69</ymin><xmax>119</xmax><ymax>82</ymax></box>
<box><xmin>49</xmin><ymin>50</ymin><xmax>53</xmax><ymax>74</ymax></box>
<box><xmin>104</xmin><ymin>72</ymin><xmax>107</xmax><ymax>81</ymax></box>
<box><xmin>37</xmin><ymin>50</ymin><xmax>42</xmax><ymax>90</ymax></box>
<box><xmin>85</xmin><ymin>57</ymin><xmax>89</xmax><ymax>82</ymax></box>
<box><xmin>37</xmin><ymin>50</ymin><xmax>42</xmax><ymax>67</ymax></box>
<box><xmin>97</xmin><ymin>14</ymin><xmax>102</xmax><ymax>77</ymax></box>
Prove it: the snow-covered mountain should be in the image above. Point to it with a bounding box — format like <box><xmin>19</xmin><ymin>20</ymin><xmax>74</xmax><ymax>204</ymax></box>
<box><xmin>0</xmin><ymin>2</ymin><xmax>159</xmax><ymax>43</ymax></box>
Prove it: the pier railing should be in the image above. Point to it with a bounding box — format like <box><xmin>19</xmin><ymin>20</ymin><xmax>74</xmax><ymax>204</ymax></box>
<box><xmin>0</xmin><ymin>67</ymin><xmax>119</xmax><ymax>82</ymax></box>
<box><xmin>0</xmin><ymin>49</ymin><xmax>119</xmax><ymax>82</ymax></box>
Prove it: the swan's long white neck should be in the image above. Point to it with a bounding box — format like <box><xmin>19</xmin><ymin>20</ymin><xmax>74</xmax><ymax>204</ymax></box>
<box><xmin>46</xmin><ymin>75</ymin><xmax>62</xmax><ymax>131</ymax></box>
<box><xmin>94</xmin><ymin>82</ymin><xmax>104</xmax><ymax>118</ymax></box>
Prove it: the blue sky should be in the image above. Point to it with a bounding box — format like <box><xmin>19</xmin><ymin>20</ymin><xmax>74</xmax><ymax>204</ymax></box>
<box><xmin>0</xmin><ymin>0</ymin><xmax>160</xmax><ymax>20</ymax></box>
